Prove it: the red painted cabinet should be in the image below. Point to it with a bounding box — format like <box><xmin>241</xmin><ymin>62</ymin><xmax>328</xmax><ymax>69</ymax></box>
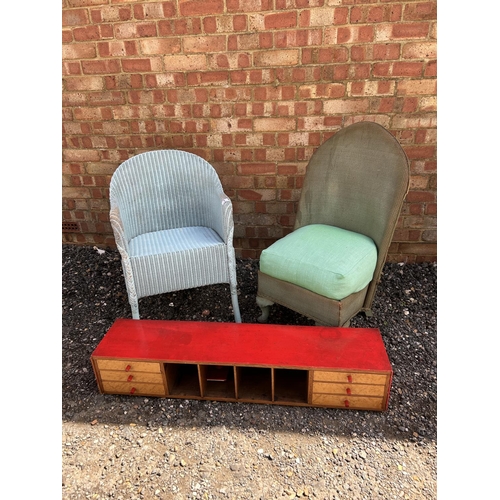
<box><xmin>91</xmin><ymin>319</ymin><xmax>393</xmax><ymax>411</ymax></box>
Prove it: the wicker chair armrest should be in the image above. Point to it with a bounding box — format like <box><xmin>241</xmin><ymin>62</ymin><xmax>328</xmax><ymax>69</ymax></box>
<box><xmin>110</xmin><ymin>205</ymin><xmax>129</xmax><ymax>256</ymax></box>
<box><xmin>218</xmin><ymin>192</ymin><xmax>235</xmax><ymax>244</ymax></box>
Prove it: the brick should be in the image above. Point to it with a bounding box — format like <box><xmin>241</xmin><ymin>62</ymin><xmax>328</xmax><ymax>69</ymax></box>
<box><xmin>424</xmin><ymin>60</ymin><xmax>437</xmax><ymax>77</ymax></box>
<box><xmin>164</xmin><ymin>54</ymin><xmax>207</xmax><ymax>71</ymax></box>
<box><xmin>397</xmin><ymin>79</ymin><xmax>436</xmax><ymax>95</ymax></box>
<box><xmin>366</xmin><ymin>6</ymin><xmax>385</xmax><ymax>23</ymax></box>
<box><xmin>233</xmin><ymin>15</ymin><xmax>247</xmax><ymax>31</ymax></box>
<box><xmin>140</xmin><ymin>38</ymin><xmax>181</xmax><ymax>55</ymax></box>
<box><xmin>403</xmin><ymin>146</ymin><xmax>436</xmax><ymax>160</ymax></box>
<box><xmin>105</xmin><ymin>74</ymin><xmax>140</xmax><ymax>90</ymax></box>
<box><xmin>115</xmin><ymin>22</ymin><xmax>157</xmax><ymax>39</ymax></box>
<box><xmin>184</xmin><ymin>35</ymin><xmax>226</xmax><ymax>53</ymax></box>
<box><xmin>63</xmin><ymin>149</ymin><xmax>102</xmax><ymax>163</ymax></box>
<box><xmin>298</xmin><ymin>116</ymin><xmax>342</xmax><ymax>131</ymax></box>
<box><xmin>187</xmin><ymin>71</ymin><xmax>229</xmax><ymax>86</ymax></box>
<box><xmin>227</xmin><ymin>0</ymin><xmax>270</xmax><ymax>13</ymax></box>
<box><xmin>349</xmin><ymin>81</ymin><xmax>395</xmax><ymax>97</ymax></box>
<box><xmin>87</xmin><ymin>91</ymin><xmax>125</xmax><ymax>106</ymax></box>
<box><xmin>415</xmin><ymin>129</ymin><xmax>437</xmax><ymax>144</ymax></box>
<box><xmin>308</xmin><ymin>8</ymin><xmax>335</xmax><ymax>27</ymax></box>
<box><xmin>266</xmin><ymin>148</ymin><xmax>286</xmax><ymax>162</ymax></box>
<box><xmin>122</xmin><ymin>57</ymin><xmax>162</xmax><ymax>73</ymax></box>
<box><xmin>99</xmin><ymin>25</ymin><xmax>114</xmax><ymax>39</ymax></box>
<box><xmin>238</xmin><ymin>163</ymin><xmax>276</xmax><ymax>175</ymax></box>
<box><xmin>238</xmin><ymin>189</ymin><xmax>276</xmax><ymax>201</ymax></box>
<box><xmin>101</xmin><ymin>121</ymin><xmax>130</xmax><ymax>134</ymax></box>
<box><xmin>68</xmin><ymin>0</ymin><xmax>108</xmax><ymax>6</ymax></box>
<box><xmin>399</xmin><ymin>243</ymin><xmax>436</xmax><ymax>256</ymax></box>
<box><xmin>63</xmin><ymin>123</ymin><xmax>92</xmax><ymax>136</ymax></box>
<box><xmin>73</xmin><ymin>26</ymin><xmax>101</xmax><ymax>42</ymax></box>
<box><xmin>299</xmin><ymin>83</ymin><xmax>345</xmax><ymax>99</ymax></box>
<box><xmin>63</xmin><ymin>187</ymin><xmax>92</xmax><ymax>200</ymax></box>
<box><xmin>404</xmin><ymin>2</ymin><xmax>437</xmax><ymax>21</ymax></box>
<box><xmin>231</xmin><ymin>33</ymin><xmax>260</xmax><ymax>50</ymax></box>
<box><xmin>323</xmin><ymin>99</ymin><xmax>369</xmax><ymax>114</ymax></box>
<box><xmin>63</xmin><ymin>91</ymin><xmax>87</xmax><ymax>107</ymax></box>
<box><xmin>409</xmin><ymin>175</ymin><xmax>429</xmax><ymax>190</ymax></box>
<box><xmin>121</xmin><ymin>59</ymin><xmax>153</xmax><ymax>72</ymax></box>
<box><xmin>98</xmin><ymin>41</ymin><xmax>138</xmax><ymax>58</ymax></box>
<box><xmin>393</xmin><ymin>62</ymin><xmax>423</xmax><ymax>77</ymax></box>
<box><xmin>259</xmin><ymin>33</ymin><xmax>273</xmax><ymax>49</ymax></box>
<box><xmin>82</xmin><ymin>60</ymin><xmax>121</xmax><ymax>74</ymax></box>
<box><xmin>392</xmin><ymin>23</ymin><xmax>430</xmax><ymax>39</ymax></box>
<box><xmin>179</xmin><ymin>0</ymin><xmax>224</xmax><ymax>16</ymax></box>
<box><xmin>254</xmin><ymin>118</ymin><xmax>295</xmax><ymax>132</ymax></box>
<box><xmin>264</xmin><ymin>11</ymin><xmax>297</xmax><ymax>29</ymax></box>
<box><xmin>203</xmin><ymin>17</ymin><xmax>218</xmax><ymax>33</ymax></box>
<box><xmin>63</xmin><ymin>9</ymin><xmax>89</xmax><ymax>26</ymax></box>
<box><xmin>419</xmin><ymin>96</ymin><xmax>437</xmax><ymax>112</ymax></box>
<box><xmin>133</xmin><ymin>2</ymin><xmax>170</xmax><ymax>20</ymax></box>
<box><xmin>370</xmin><ymin>97</ymin><xmax>394</xmax><ymax>113</ymax></box>
<box><xmin>65</xmin><ymin>76</ymin><xmax>103</xmax><ymax>91</ymax></box>
<box><xmin>402</xmin><ymin>42</ymin><xmax>437</xmax><ymax>59</ymax></box>
<box><xmin>334</xmin><ymin>7</ymin><xmax>349</xmax><ymax>25</ymax></box>
<box><xmin>373</xmin><ymin>43</ymin><xmax>401</xmax><ymax>60</ymax></box>
<box><xmin>425</xmin><ymin>204</ymin><xmax>437</xmax><ymax>216</ymax></box>
<box><xmin>63</xmin><ymin>30</ymin><xmax>73</xmax><ymax>43</ymax></box>
<box><xmin>421</xmin><ymin>230</ymin><xmax>436</xmax><ymax>242</ymax></box>
<box><xmin>254</xmin><ymin>50</ymin><xmax>299</xmax><ymax>67</ymax></box>
<box><xmin>275</xmin><ymin>29</ymin><xmax>322</xmax><ymax>49</ymax></box>
<box><xmin>63</xmin><ymin>44</ymin><xmax>96</xmax><ymax>60</ymax></box>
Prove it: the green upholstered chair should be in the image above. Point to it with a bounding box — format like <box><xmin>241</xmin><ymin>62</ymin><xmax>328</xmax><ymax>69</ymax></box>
<box><xmin>256</xmin><ymin>121</ymin><xmax>410</xmax><ymax>327</ymax></box>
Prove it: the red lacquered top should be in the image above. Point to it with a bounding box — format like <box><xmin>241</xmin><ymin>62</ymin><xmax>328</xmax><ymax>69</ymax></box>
<box><xmin>91</xmin><ymin>319</ymin><xmax>392</xmax><ymax>372</ymax></box>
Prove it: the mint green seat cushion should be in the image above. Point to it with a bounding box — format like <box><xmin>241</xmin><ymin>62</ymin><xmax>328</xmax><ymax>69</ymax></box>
<box><xmin>259</xmin><ymin>224</ymin><xmax>377</xmax><ymax>301</ymax></box>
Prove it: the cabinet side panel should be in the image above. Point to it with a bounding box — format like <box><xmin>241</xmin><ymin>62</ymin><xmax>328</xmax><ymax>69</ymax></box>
<box><xmin>91</xmin><ymin>357</ymin><xmax>104</xmax><ymax>394</ymax></box>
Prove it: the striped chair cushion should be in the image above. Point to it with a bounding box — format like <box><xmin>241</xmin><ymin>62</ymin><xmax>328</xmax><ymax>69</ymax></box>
<box><xmin>129</xmin><ymin>226</ymin><xmax>223</xmax><ymax>257</ymax></box>
<box><xmin>129</xmin><ymin>227</ymin><xmax>229</xmax><ymax>298</ymax></box>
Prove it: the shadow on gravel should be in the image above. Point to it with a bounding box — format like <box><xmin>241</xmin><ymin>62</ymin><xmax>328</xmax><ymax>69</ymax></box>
<box><xmin>62</xmin><ymin>245</ymin><xmax>436</xmax><ymax>444</ymax></box>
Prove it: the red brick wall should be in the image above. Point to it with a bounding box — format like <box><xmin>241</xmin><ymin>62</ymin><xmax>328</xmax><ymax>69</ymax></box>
<box><xmin>62</xmin><ymin>0</ymin><xmax>437</xmax><ymax>263</ymax></box>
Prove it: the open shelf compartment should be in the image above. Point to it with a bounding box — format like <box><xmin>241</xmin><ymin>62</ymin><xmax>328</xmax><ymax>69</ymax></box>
<box><xmin>235</xmin><ymin>366</ymin><xmax>272</xmax><ymax>402</ymax></box>
<box><xmin>199</xmin><ymin>364</ymin><xmax>236</xmax><ymax>400</ymax></box>
<box><xmin>164</xmin><ymin>363</ymin><xmax>201</xmax><ymax>398</ymax></box>
<box><xmin>273</xmin><ymin>368</ymin><xmax>309</xmax><ymax>404</ymax></box>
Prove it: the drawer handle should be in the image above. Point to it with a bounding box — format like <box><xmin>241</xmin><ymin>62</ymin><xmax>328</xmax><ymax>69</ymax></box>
<box><xmin>346</xmin><ymin>388</ymin><xmax>351</xmax><ymax>395</ymax></box>
<box><xmin>130</xmin><ymin>387</ymin><xmax>136</xmax><ymax>395</ymax></box>
<box><xmin>344</xmin><ymin>399</ymin><xmax>350</xmax><ymax>408</ymax></box>
<box><xmin>125</xmin><ymin>365</ymin><xmax>132</xmax><ymax>372</ymax></box>
<box><xmin>347</xmin><ymin>375</ymin><xmax>352</xmax><ymax>383</ymax></box>
<box><xmin>127</xmin><ymin>375</ymin><xmax>133</xmax><ymax>382</ymax></box>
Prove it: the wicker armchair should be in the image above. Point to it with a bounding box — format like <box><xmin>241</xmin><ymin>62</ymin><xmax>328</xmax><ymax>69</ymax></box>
<box><xmin>109</xmin><ymin>149</ymin><xmax>241</xmax><ymax>322</ymax></box>
<box><xmin>256</xmin><ymin>121</ymin><xmax>410</xmax><ymax>327</ymax></box>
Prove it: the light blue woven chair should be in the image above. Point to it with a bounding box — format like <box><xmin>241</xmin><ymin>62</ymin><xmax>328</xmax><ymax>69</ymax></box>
<box><xmin>110</xmin><ymin>149</ymin><xmax>242</xmax><ymax>322</ymax></box>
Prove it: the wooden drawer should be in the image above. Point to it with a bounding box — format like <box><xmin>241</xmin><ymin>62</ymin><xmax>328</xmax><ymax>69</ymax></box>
<box><xmin>96</xmin><ymin>359</ymin><xmax>162</xmax><ymax>373</ymax></box>
<box><xmin>312</xmin><ymin>381</ymin><xmax>386</xmax><ymax>397</ymax></box>
<box><xmin>99</xmin><ymin>370</ymin><xmax>164</xmax><ymax>384</ymax></box>
<box><xmin>101</xmin><ymin>381</ymin><xmax>166</xmax><ymax>397</ymax></box>
<box><xmin>311</xmin><ymin>393</ymin><xmax>385</xmax><ymax>411</ymax></box>
<box><xmin>313</xmin><ymin>370</ymin><xmax>389</xmax><ymax>385</ymax></box>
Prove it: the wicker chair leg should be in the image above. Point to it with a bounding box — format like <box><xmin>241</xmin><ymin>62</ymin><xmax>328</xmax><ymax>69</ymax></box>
<box><xmin>230</xmin><ymin>283</ymin><xmax>242</xmax><ymax>323</ymax></box>
<box><xmin>256</xmin><ymin>296</ymin><xmax>274</xmax><ymax>323</ymax></box>
<box><xmin>130</xmin><ymin>298</ymin><xmax>140</xmax><ymax>320</ymax></box>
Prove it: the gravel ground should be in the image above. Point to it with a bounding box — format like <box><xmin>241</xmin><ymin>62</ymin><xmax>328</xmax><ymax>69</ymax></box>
<box><xmin>62</xmin><ymin>244</ymin><xmax>437</xmax><ymax>500</ymax></box>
